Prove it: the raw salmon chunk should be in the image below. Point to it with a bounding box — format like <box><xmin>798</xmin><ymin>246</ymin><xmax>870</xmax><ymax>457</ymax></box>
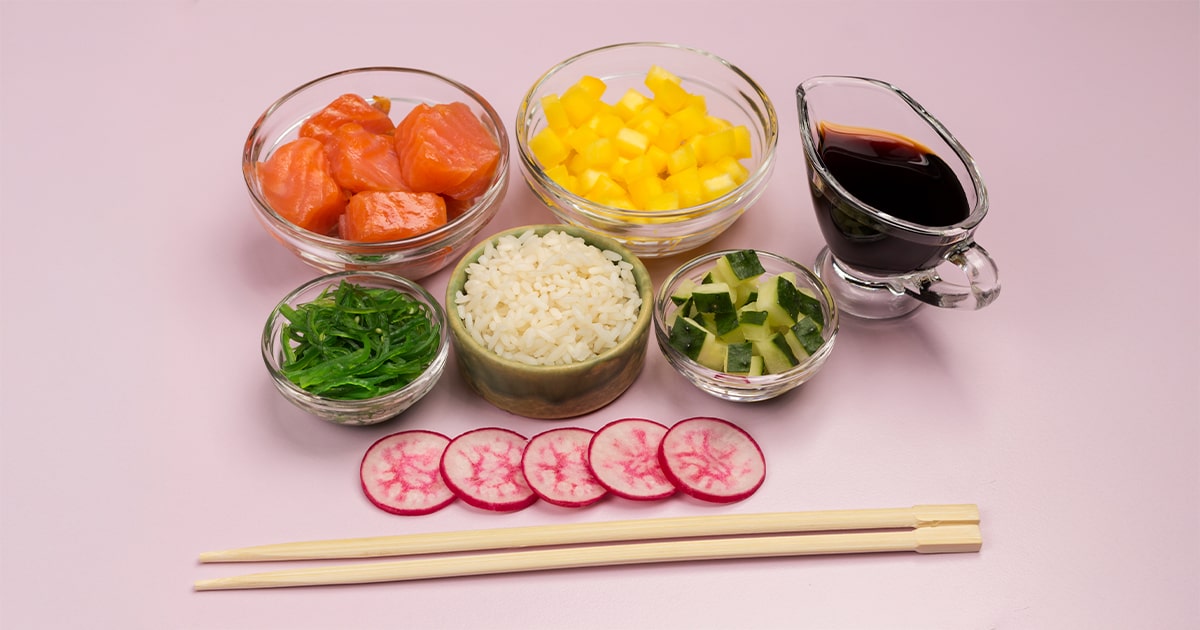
<box><xmin>328</xmin><ymin>123</ymin><xmax>409</xmax><ymax>193</ymax></box>
<box><xmin>393</xmin><ymin>102</ymin><xmax>500</xmax><ymax>201</ymax></box>
<box><xmin>257</xmin><ymin>137</ymin><xmax>347</xmax><ymax>235</ymax></box>
<box><xmin>300</xmin><ymin>94</ymin><xmax>394</xmax><ymax>145</ymax></box>
<box><xmin>343</xmin><ymin>191</ymin><xmax>448</xmax><ymax>242</ymax></box>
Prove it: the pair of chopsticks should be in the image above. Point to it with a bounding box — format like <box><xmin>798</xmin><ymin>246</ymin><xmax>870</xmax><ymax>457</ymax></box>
<box><xmin>194</xmin><ymin>503</ymin><xmax>981</xmax><ymax>591</ymax></box>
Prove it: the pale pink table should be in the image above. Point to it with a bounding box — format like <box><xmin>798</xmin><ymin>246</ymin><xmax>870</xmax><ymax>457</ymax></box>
<box><xmin>2</xmin><ymin>1</ymin><xmax>1197</xmax><ymax>628</ymax></box>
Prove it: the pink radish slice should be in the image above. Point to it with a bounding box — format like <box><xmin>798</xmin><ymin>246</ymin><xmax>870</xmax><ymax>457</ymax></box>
<box><xmin>440</xmin><ymin>427</ymin><xmax>538</xmax><ymax>512</ymax></box>
<box><xmin>658</xmin><ymin>416</ymin><xmax>765</xmax><ymax>504</ymax></box>
<box><xmin>360</xmin><ymin>430</ymin><xmax>456</xmax><ymax>516</ymax></box>
<box><xmin>587</xmin><ymin>418</ymin><xmax>676</xmax><ymax>500</ymax></box>
<box><xmin>521</xmin><ymin>428</ymin><xmax>608</xmax><ymax>508</ymax></box>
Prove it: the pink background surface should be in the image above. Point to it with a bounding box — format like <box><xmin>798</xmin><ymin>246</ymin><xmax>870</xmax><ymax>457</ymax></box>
<box><xmin>2</xmin><ymin>1</ymin><xmax>1197</xmax><ymax>628</ymax></box>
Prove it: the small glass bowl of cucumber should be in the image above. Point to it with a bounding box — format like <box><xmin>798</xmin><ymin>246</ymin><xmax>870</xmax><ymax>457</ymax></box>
<box><xmin>653</xmin><ymin>249</ymin><xmax>839</xmax><ymax>402</ymax></box>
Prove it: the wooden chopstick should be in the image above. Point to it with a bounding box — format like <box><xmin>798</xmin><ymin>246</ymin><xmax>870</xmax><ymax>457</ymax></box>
<box><xmin>199</xmin><ymin>503</ymin><xmax>979</xmax><ymax>563</ymax></box>
<box><xmin>194</xmin><ymin>524</ymin><xmax>982</xmax><ymax>591</ymax></box>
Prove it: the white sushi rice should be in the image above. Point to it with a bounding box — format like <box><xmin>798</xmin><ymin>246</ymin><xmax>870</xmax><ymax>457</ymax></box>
<box><xmin>454</xmin><ymin>229</ymin><xmax>642</xmax><ymax>366</ymax></box>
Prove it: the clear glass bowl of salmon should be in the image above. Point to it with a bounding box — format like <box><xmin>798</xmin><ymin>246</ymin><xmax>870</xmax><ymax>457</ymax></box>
<box><xmin>262</xmin><ymin>271</ymin><xmax>449</xmax><ymax>426</ymax></box>
<box><xmin>653</xmin><ymin>249</ymin><xmax>838</xmax><ymax>402</ymax></box>
<box><xmin>244</xmin><ymin>67</ymin><xmax>509</xmax><ymax>280</ymax></box>
<box><xmin>516</xmin><ymin>42</ymin><xmax>778</xmax><ymax>259</ymax></box>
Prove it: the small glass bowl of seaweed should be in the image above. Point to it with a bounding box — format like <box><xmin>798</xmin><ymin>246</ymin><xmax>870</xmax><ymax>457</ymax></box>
<box><xmin>261</xmin><ymin>271</ymin><xmax>449</xmax><ymax>425</ymax></box>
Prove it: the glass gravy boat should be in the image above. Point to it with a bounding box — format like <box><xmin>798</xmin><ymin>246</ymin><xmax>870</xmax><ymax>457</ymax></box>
<box><xmin>797</xmin><ymin>76</ymin><xmax>1000</xmax><ymax>319</ymax></box>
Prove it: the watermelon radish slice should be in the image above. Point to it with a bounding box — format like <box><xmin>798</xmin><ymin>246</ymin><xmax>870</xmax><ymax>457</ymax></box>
<box><xmin>658</xmin><ymin>416</ymin><xmax>766</xmax><ymax>504</ymax></box>
<box><xmin>587</xmin><ymin>418</ymin><xmax>677</xmax><ymax>500</ymax></box>
<box><xmin>440</xmin><ymin>427</ymin><xmax>538</xmax><ymax>512</ymax></box>
<box><xmin>359</xmin><ymin>430</ymin><xmax>456</xmax><ymax>515</ymax></box>
<box><xmin>521</xmin><ymin>428</ymin><xmax>608</xmax><ymax>508</ymax></box>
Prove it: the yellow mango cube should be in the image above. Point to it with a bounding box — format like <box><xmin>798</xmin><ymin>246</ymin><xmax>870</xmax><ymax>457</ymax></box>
<box><xmin>541</xmin><ymin>94</ymin><xmax>571</xmax><ymax>134</ymax></box>
<box><xmin>698</xmin><ymin>127</ymin><xmax>737</xmax><ymax>164</ymax></box>
<box><xmin>712</xmin><ymin>155</ymin><xmax>749</xmax><ymax>184</ymax></box>
<box><xmin>704</xmin><ymin>115</ymin><xmax>732</xmax><ymax>133</ymax></box>
<box><xmin>666</xmin><ymin>167</ymin><xmax>703</xmax><ymax>208</ymax></box>
<box><xmin>645</xmin><ymin>190</ymin><xmax>680</xmax><ymax>211</ymax></box>
<box><xmin>732</xmin><ymin>125</ymin><xmax>752</xmax><ymax>159</ymax></box>
<box><xmin>609</xmin><ymin>156</ymin><xmax>630</xmax><ymax>182</ymax></box>
<box><xmin>602</xmin><ymin>194</ymin><xmax>637</xmax><ymax>210</ymax></box>
<box><xmin>652</xmin><ymin>116</ymin><xmax>684</xmax><ymax>152</ymax></box>
<box><xmin>587</xmin><ymin>111</ymin><xmax>625</xmax><ymax>138</ymax></box>
<box><xmin>622</xmin><ymin>155</ymin><xmax>658</xmax><ymax>182</ymax></box>
<box><xmin>566</xmin><ymin>152</ymin><xmax>589</xmax><ymax>176</ymax></box>
<box><xmin>701</xmin><ymin>172</ymin><xmax>738</xmax><ymax>200</ymax></box>
<box><xmin>565</xmin><ymin>125</ymin><xmax>600</xmax><ymax>155</ymax></box>
<box><xmin>529</xmin><ymin>127</ymin><xmax>571</xmax><ymax>168</ymax></box>
<box><xmin>614</xmin><ymin>127</ymin><xmax>650</xmax><ymax>159</ymax></box>
<box><xmin>628</xmin><ymin>175</ymin><xmax>665</xmax><ymax>208</ymax></box>
<box><xmin>645</xmin><ymin>145</ymin><xmax>670</xmax><ymax>175</ymax></box>
<box><xmin>627</xmin><ymin>104</ymin><xmax>666</xmax><ymax>139</ymax></box>
<box><xmin>667</xmin><ymin>144</ymin><xmax>697</xmax><ymax>175</ymax></box>
<box><xmin>581</xmin><ymin>137</ymin><xmax>618</xmax><ymax>169</ymax></box>
<box><xmin>669</xmin><ymin>104</ymin><xmax>707</xmax><ymax>140</ymax></box>
<box><xmin>644</xmin><ymin>65</ymin><xmax>682</xmax><ymax>92</ymax></box>
<box><xmin>584</xmin><ymin>173</ymin><xmax>625</xmax><ymax>202</ymax></box>
<box><xmin>561</xmin><ymin>83</ymin><xmax>602</xmax><ymax>127</ymax></box>
<box><xmin>613</xmin><ymin>88</ymin><xmax>651</xmax><ymax>121</ymax></box>
<box><xmin>577</xmin><ymin>168</ymin><xmax>606</xmax><ymax>193</ymax></box>
<box><xmin>650</xmin><ymin>80</ymin><xmax>691</xmax><ymax>114</ymax></box>
<box><xmin>545</xmin><ymin>164</ymin><xmax>579</xmax><ymax>194</ymax></box>
<box><xmin>575</xmin><ymin>75</ymin><xmax>608</xmax><ymax>99</ymax></box>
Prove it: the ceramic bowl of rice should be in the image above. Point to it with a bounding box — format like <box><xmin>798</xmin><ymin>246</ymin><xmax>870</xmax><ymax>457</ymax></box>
<box><xmin>445</xmin><ymin>224</ymin><xmax>653</xmax><ymax>419</ymax></box>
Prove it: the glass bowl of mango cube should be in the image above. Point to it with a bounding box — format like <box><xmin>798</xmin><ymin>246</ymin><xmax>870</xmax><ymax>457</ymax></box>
<box><xmin>516</xmin><ymin>42</ymin><xmax>779</xmax><ymax>258</ymax></box>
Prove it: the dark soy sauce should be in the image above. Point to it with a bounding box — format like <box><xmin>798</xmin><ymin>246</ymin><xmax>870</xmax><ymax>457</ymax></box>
<box><xmin>808</xmin><ymin>122</ymin><xmax>972</xmax><ymax>275</ymax></box>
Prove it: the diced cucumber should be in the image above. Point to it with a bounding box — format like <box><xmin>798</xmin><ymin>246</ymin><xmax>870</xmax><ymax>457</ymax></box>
<box><xmin>670</xmin><ymin>278</ymin><xmax>698</xmax><ymax>306</ymax></box>
<box><xmin>747</xmin><ymin>355</ymin><xmax>764</xmax><ymax>376</ymax></box>
<box><xmin>737</xmin><ymin>309</ymin><xmax>771</xmax><ymax>341</ymax></box>
<box><xmin>790</xmin><ymin>317</ymin><xmax>825</xmax><ymax>355</ymax></box>
<box><xmin>691</xmin><ymin>282</ymin><xmax>736</xmax><ymax>313</ymax></box>
<box><xmin>782</xmin><ymin>328</ymin><xmax>806</xmax><ymax>359</ymax></box>
<box><xmin>796</xmin><ymin>288</ymin><xmax>824</xmax><ymax>328</ymax></box>
<box><xmin>667</xmin><ymin>316</ymin><xmax>710</xmax><ymax>361</ymax></box>
<box><xmin>753</xmin><ymin>332</ymin><xmax>800</xmax><ymax>374</ymax></box>
<box><xmin>699</xmin><ymin>310</ymin><xmax>739</xmax><ymax>337</ymax></box>
<box><xmin>668</xmin><ymin>315</ymin><xmax>726</xmax><ymax>370</ymax></box>
<box><xmin>756</xmin><ymin>274</ymin><xmax>805</xmax><ymax>328</ymax></box>
<box><xmin>695</xmin><ymin>335</ymin><xmax>728</xmax><ymax>371</ymax></box>
<box><xmin>724</xmin><ymin>341</ymin><xmax>754</xmax><ymax>374</ymax></box>
<box><xmin>715</xmin><ymin>250</ymin><xmax>766</xmax><ymax>284</ymax></box>
<box><xmin>717</xmin><ymin>324</ymin><xmax>746</xmax><ymax>344</ymax></box>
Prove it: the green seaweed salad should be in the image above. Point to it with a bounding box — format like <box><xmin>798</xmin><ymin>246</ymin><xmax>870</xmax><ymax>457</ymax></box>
<box><xmin>277</xmin><ymin>281</ymin><xmax>440</xmax><ymax>400</ymax></box>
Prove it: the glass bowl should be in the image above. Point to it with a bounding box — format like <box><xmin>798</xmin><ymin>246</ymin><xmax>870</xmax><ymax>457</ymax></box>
<box><xmin>653</xmin><ymin>250</ymin><xmax>839</xmax><ymax>402</ymax></box>
<box><xmin>515</xmin><ymin>42</ymin><xmax>778</xmax><ymax>259</ymax></box>
<box><xmin>244</xmin><ymin>67</ymin><xmax>509</xmax><ymax>280</ymax></box>
<box><xmin>262</xmin><ymin>271</ymin><xmax>449</xmax><ymax>425</ymax></box>
<box><xmin>445</xmin><ymin>225</ymin><xmax>653</xmax><ymax>419</ymax></box>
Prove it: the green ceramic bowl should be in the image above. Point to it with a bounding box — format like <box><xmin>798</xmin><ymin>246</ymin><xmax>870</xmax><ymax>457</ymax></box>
<box><xmin>445</xmin><ymin>224</ymin><xmax>653</xmax><ymax>419</ymax></box>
